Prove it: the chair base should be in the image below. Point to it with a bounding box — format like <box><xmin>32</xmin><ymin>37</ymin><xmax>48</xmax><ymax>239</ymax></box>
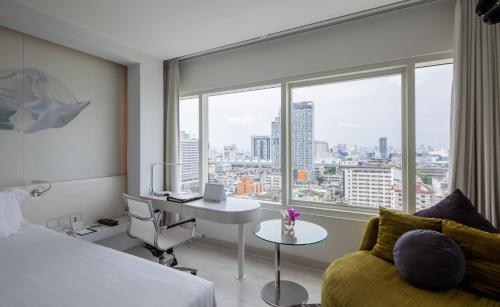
<box><xmin>143</xmin><ymin>244</ymin><xmax>197</xmax><ymax>275</ymax></box>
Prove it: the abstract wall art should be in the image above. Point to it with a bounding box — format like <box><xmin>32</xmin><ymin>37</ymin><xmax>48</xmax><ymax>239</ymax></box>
<box><xmin>0</xmin><ymin>68</ymin><xmax>90</xmax><ymax>134</ymax></box>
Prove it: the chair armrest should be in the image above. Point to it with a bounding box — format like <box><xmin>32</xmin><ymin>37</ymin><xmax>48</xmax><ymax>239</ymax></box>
<box><xmin>359</xmin><ymin>217</ymin><xmax>379</xmax><ymax>251</ymax></box>
<box><xmin>164</xmin><ymin>218</ymin><xmax>196</xmax><ymax>230</ymax></box>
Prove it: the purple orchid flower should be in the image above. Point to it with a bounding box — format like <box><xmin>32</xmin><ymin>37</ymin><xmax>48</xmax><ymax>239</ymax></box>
<box><xmin>287</xmin><ymin>207</ymin><xmax>300</xmax><ymax>221</ymax></box>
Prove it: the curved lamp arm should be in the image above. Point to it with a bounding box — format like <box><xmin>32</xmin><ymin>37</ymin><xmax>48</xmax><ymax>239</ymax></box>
<box><xmin>30</xmin><ymin>180</ymin><xmax>51</xmax><ymax>197</ymax></box>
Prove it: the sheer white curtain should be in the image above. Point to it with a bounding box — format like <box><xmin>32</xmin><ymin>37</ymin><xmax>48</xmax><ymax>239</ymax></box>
<box><xmin>164</xmin><ymin>59</ymin><xmax>180</xmax><ymax>193</ymax></box>
<box><xmin>450</xmin><ymin>0</ymin><xmax>500</xmax><ymax>227</ymax></box>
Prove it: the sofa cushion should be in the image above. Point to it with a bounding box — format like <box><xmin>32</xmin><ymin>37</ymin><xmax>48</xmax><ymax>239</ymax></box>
<box><xmin>371</xmin><ymin>207</ymin><xmax>441</xmax><ymax>262</ymax></box>
<box><xmin>393</xmin><ymin>229</ymin><xmax>465</xmax><ymax>291</ymax></box>
<box><xmin>415</xmin><ymin>189</ymin><xmax>498</xmax><ymax>233</ymax></box>
<box><xmin>443</xmin><ymin>220</ymin><xmax>500</xmax><ymax>301</ymax></box>
<box><xmin>322</xmin><ymin>251</ymin><xmax>499</xmax><ymax>307</ymax></box>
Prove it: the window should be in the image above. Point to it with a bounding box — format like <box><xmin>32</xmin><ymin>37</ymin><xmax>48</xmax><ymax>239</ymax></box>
<box><xmin>415</xmin><ymin>62</ymin><xmax>453</xmax><ymax>210</ymax></box>
<box><xmin>179</xmin><ymin>97</ymin><xmax>200</xmax><ymax>193</ymax></box>
<box><xmin>179</xmin><ymin>55</ymin><xmax>453</xmax><ymax>214</ymax></box>
<box><xmin>207</xmin><ymin>87</ymin><xmax>282</xmax><ymax>202</ymax></box>
<box><xmin>290</xmin><ymin>73</ymin><xmax>403</xmax><ymax>209</ymax></box>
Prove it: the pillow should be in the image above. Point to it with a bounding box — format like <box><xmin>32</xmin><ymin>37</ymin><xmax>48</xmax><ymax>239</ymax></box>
<box><xmin>0</xmin><ymin>188</ymin><xmax>28</xmax><ymax>237</ymax></box>
<box><xmin>415</xmin><ymin>189</ymin><xmax>498</xmax><ymax>233</ymax></box>
<box><xmin>371</xmin><ymin>207</ymin><xmax>441</xmax><ymax>262</ymax></box>
<box><xmin>443</xmin><ymin>220</ymin><xmax>500</xmax><ymax>300</ymax></box>
<box><xmin>393</xmin><ymin>229</ymin><xmax>465</xmax><ymax>291</ymax></box>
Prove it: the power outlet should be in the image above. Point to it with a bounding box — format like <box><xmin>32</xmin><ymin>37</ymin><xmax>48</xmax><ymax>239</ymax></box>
<box><xmin>58</xmin><ymin>217</ymin><xmax>71</xmax><ymax>229</ymax></box>
<box><xmin>70</xmin><ymin>214</ymin><xmax>82</xmax><ymax>224</ymax></box>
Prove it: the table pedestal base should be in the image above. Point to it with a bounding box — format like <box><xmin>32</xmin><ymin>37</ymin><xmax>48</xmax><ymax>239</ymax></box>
<box><xmin>261</xmin><ymin>280</ymin><xmax>308</xmax><ymax>306</ymax></box>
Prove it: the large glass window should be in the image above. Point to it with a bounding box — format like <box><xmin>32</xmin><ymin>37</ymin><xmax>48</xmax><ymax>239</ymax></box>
<box><xmin>290</xmin><ymin>73</ymin><xmax>403</xmax><ymax>209</ymax></box>
<box><xmin>179</xmin><ymin>97</ymin><xmax>200</xmax><ymax>193</ymax></box>
<box><xmin>415</xmin><ymin>62</ymin><xmax>453</xmax><ymax>210</ymax></box>
<box><xmin>207</xmin><ymin>87</ymin><xmax>282</xmax><ymax>202</ymax></box>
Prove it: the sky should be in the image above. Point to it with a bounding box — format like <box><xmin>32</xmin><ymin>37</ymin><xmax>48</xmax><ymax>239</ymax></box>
<box><xmin>180</xmin><ymin>63</ymin><xmax>453</xmax><ymax>153</ymax></box>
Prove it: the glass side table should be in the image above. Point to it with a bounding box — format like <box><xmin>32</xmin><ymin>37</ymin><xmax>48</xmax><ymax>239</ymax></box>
<box><xmin>253</xmin><ymin>219</ymin><xmax>328</xmax><ymax>306</ymax></box>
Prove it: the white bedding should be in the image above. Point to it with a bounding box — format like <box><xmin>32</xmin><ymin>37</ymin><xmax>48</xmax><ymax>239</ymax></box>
<box><xmin>0</xmin><ymin>225</ymin><xmax>215</xmax><ymax>307</ymax></box>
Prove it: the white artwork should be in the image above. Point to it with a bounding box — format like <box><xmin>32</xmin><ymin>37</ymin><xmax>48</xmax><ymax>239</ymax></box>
<box><xmin>0</xmin><ymin>68</ymin><xmax>90</xmax><ymax>133</ymax></box>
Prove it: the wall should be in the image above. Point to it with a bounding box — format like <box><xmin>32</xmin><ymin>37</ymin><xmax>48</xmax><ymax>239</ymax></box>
<box><xmin>0</xmin><ymin>0</ymin><xmax>164</xmax><ymax>199</ymax></box>
<box><xmin>0</xmin><ymin>26</ymin><xmax>128</xmax><ymax>225</ymax></box>
<box><xmin>0</xmin><ymin>26</ymin><xmax>127</xmax><ymax>186</ymax></box>
<box><xmin>179</xmin><ymin>0</ymin><xmax>456</xmax><ymax>264</ymax></box>
<box><xmin>180</xmin><ymin>0</ymin><xmax>455</xmax><ymax>93</ymax></box>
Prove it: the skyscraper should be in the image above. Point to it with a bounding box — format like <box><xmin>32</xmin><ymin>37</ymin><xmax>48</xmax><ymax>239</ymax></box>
<box><xmin>271</xmin><ymin>115</ymin><xmax>281</xmax><ymax>170</ymax></box>
<box><xmin>379</xmin><ymin>137</ymin><xmax>388</xmax><ymax>158</ymax></box>
<box><xmin>180</xmin><ymin>131</ymin><xmax>199</xmax><ymax>192</ymax></box>
<box><xmin>270</xmin><ymin>103</ymin><xmax>314</xmax><ymax>176</ymax></box>
<box><xmin>292</xmin><ymin>101</ymin><xmax>314</xmax><ymax>178</ymax></box>
<box><xmin>250</xmin><ymin>135</ymin><xmax>271</xmax><ymax>160</ymax></box>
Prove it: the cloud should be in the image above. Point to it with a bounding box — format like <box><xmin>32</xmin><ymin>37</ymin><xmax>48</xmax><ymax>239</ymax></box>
<box><xmin>337</xmin><ymin>122</ymin><xmax>364</xmax><ymax>128</ymax></box>
<box><xmin>226</xmin><ymin>114</ymin><xmax>255</xmax><ymax>124</ymax></box>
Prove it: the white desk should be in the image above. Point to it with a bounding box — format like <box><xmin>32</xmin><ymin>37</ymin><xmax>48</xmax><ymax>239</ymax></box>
<box><xmin>143</xmin><ymin>195</ymin><xmax>262</xmax><ymax>279</ymax></box>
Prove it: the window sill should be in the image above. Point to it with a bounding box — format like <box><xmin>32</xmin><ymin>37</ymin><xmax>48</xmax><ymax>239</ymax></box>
<box><xmin>256</xmin><ymin>199</ymin><xmax>377</xmax><ymax>222</ymax></box>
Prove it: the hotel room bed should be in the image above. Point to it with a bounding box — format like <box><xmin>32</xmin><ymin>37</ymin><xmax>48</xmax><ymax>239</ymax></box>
<box><xmin>0</xmin><ymin>224</ymin><xmax>216</xmax><ymax>307</ymax></box>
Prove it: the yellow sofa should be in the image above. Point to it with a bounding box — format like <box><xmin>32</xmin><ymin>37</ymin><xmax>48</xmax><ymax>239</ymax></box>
<box><xmin>321</xmin><ymin>218</ymin><xmax>500</xmax><ymax>307</ymax></box>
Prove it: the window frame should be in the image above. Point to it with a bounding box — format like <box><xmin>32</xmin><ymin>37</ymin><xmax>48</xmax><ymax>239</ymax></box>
<box><xmin>179</xmin><ymin>52</ymin><xmax>453</xmax><ymax>216</ymax></box>
<box><xmin>286</xmin><ymin>67</ymin><xmax>406</xmax><ymax>213</ymax></box>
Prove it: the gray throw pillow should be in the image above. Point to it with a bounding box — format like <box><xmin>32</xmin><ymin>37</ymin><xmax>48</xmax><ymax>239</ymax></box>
<box><xmin>393</xmin><ymin>229</ymin><xmax>465</xmax><ymax>291</ymax></box>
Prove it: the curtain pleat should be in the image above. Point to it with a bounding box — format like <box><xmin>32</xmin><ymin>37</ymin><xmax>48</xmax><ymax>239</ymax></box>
<box><xmin>164</xmin><ymin>59</ymin><xmax>180</xmax><ymax>193</ymax></box>
<box><xmin>450</xmin><ymin>0</ymin><xmax>500</xmax><ymax>227</ymax></box>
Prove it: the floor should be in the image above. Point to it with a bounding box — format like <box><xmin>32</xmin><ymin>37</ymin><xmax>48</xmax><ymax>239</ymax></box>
<box><xmin>125</xmin><ymin>241</ymin><xmax>323</xmax><ymax>307</ymax></box>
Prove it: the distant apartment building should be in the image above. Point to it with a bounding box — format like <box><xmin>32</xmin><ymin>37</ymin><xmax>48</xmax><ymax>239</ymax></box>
<box><xmin>343</xmin><ymin>166</ymin><xmax>395</xmax><ymax>208</ymax></box>
<box><xmin>314</xmin><ymin>141</ymin><xmax>330</xmax><ymax>163</ymax></box>
<box><xmin>224</xmin><ymin>144</ymin><xmax>238</xmax><ymax>161</ymax></box>
<box><xmin>263</xmin><ymin>172</ymin><xmax>281</xmax><ymax>191</ymax></box>
<box><xmin>180</xmin><ymin>131</ymin><xmax>199</xmax><ymax>192</ymax></box>
<box><xmin>393</xmin><ymin>181</ymin><xmax>433</xmax><ymax>210</ymax></box>
<box><xmin>251</xmin><ymin>135</ymin><xmax>271</xmax><ymax>160</ymax></box>
<box><xmin>379</xmin><ymin>137</ymin><xmax>388</xmax><ymax>158</ymax></box>
<box><xmin>292</xmin><ymin>101</ymin><xmax>314</xmax><ymax>179</ymax></box>
<box><xmin>236</xmin><ymin>176</ymin><xmax>263</xmax><ymax>196</ymax></box>
<box><xmin>271</xmin><ymin>115</ymin><xmax>281</xmax><ymax>170</ymax></box>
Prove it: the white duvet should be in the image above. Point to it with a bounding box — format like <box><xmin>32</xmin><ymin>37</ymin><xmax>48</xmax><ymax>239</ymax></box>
<box><xmin>0</xmin><ymin>225</ymin><xmax>215</xmax><ymax>307</ymax></box>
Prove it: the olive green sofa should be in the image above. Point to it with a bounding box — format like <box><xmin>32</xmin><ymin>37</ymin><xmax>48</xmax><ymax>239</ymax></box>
<box><xmin>321</xmin><ymin>218</ymin><xmax>500</xmax><ymax>307</ymax></box>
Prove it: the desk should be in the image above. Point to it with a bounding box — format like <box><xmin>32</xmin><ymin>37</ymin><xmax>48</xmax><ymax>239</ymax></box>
<box><xmin>143</xmin><ymin>195</ymin><xmax>262</xmax><ymax>279</ymax></box>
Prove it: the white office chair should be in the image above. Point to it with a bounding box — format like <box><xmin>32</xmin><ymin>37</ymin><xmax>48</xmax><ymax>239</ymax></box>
<box><xmin>123</xmin><ymin>194</ymin><xmax>197</xmax><ymax>275</ymax></box>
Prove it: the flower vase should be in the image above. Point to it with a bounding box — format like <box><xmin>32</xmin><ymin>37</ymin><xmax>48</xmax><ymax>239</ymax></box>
<box><xmin>284</xmin><ymin>218</ymin><xmax>295</xmax><ymax>232</ymax></box>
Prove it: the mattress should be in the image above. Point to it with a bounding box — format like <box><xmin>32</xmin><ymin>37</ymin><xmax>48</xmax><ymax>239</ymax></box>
<box><xmin>0</xmin><ymin>224</ymin><xmax>215</xmax><ymax>307</ymax></box>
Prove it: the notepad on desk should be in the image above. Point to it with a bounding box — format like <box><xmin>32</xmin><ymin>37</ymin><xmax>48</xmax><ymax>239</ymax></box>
<box><xmin>167</xmin><ymin>192</ymin><xmax>202</xmax><ymax>203</ymax></box>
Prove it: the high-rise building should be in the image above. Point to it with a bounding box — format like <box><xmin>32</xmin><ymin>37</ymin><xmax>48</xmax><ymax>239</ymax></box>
<box><xmin>271</xmin><ymin>115</ymin><xmax>281</xmax><ymax>170</ymax></box>
<box><xmin>379</xmin><ymin>137</ymin><xmax>388</xmax><ymax>158</ymax></box>
<box><xmin>250</xmin><ymin>135</ymin><xmax>271</xmax><ymax>160</ymax></box>
<box><xmin>180</xmin><ymin>131</ymin><xmax>199</xmax><ymax>192</ymax></box>
<box><xmin>343</xmin><ymin>166</ymin><xmax>395</xmax><ymax>208</ymax></box>
<box><xmin>271</xmin><ymin>103</ymin><xmax>314</xmax><ymax>176</ymax></box>
<box><xmin>314</xmin><ymin>140</ymin><xmax>329</xmax><ymax>163</ymax></box>
<box><xmin>292</xmin><ymin>101</ymin><xmax>314</xmax><ymax>178</ymax></box>
<box><xmin>223</xmin><ymin>144</ymin><xmax>237</xmax><ymax>161</ymax></box>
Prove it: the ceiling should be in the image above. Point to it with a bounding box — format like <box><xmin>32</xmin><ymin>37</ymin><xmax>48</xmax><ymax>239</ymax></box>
<box><xmin>14</xmin><ymin>0</ymin><xmax>404</xmax><ymax>59</ymax></box>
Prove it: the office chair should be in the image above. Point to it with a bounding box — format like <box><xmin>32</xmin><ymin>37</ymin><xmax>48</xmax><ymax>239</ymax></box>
<box><xmin>123</xmin><ymin>194</ymin><xmax>197</xmax><ymax>275</ymax></box>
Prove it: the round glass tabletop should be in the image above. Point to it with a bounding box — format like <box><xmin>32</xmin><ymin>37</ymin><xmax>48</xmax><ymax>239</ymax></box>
<box><xmin>253</xmin><ymin>219</ymin><xmax>327</xmax><ymax>246</ymax></box>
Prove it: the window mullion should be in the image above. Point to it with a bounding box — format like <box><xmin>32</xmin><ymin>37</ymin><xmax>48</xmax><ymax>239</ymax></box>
<box><xmin>200</xmin><ymin>94</ymin><xmax>209</xmax><ymax>195</ymax></box>
<box><xmin>404</xmin><ymin>65</ymin><xmax>417</xmax><ymax>213</ymax></box>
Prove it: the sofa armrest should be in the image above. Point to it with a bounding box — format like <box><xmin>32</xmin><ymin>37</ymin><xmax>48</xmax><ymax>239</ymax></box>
<box><xmin>359</xmin><ymin>217</ymin><xmax>379</xmax><ymax>251</ymax></box>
